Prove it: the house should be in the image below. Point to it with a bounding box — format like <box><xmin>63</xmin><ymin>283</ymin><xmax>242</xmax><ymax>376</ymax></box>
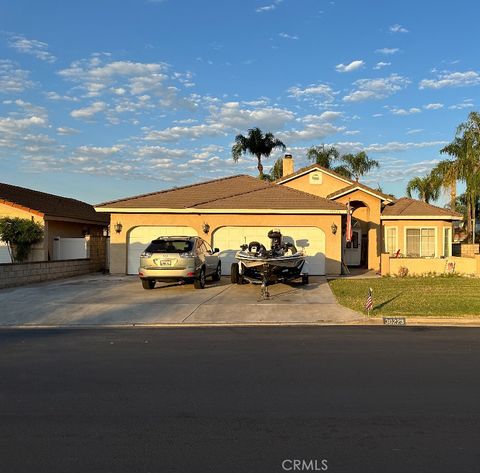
<box><xmin>0</xmin><ymin>182</ymin><xmax>110</xmax><ymax>263</ymax></box>
<box><xmin>95</xmin><ymin>154</ymin><xmax>462</xmax><ymax>276</ymax></box>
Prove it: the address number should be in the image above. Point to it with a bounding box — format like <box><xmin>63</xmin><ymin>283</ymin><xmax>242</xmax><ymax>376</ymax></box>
<box><xmin>383</xmin><ymin>317</ymin><xmax>406</xmax><ymax>326</ymax></box>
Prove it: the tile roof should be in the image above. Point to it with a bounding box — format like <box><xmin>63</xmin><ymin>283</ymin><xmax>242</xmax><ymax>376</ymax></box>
<box><xmin>96</xmin><ymin>175</ymin><xmax>270</xmax><ymax>209</ymax></box>
<box><xmin>327</xmin><ymin>183</ymin><xmax>395</xmax><ymax>202</ymax></box>
<box><xmin>381</xmin><ymin>198</ymin><xmax>463</xmax><ymax>219</ymax></box>
<box><xmin>96</xmin><ymin>174</ymin><xmax>345</xmax><ymax>212</ymax></box>
<box><xmin>0</xmin><ymin>182</ymin><xmax>109</xmax><ymax>224</ymax></box>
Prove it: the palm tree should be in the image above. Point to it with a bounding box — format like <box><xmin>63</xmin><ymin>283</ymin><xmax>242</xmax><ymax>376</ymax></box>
<box><xmin>440</xmin><ymin>112</ymin><xmax>480</xmax><ymax>242</ymax></box>
<box><xmin>232</xmin><ymin>127</ymin><xmax>286</xmax><ymax>179</ymax></box>
<box><xmin>430</xmin><ymin>157</ymin><xmax>459</xmax><ymax>211</ymax></box>
<box><xmin>267</xmin><ymin>157</ymin><xmax>284</xmax><ymax>181</ymax></box>
<box><xmin>406</xmin><ymin>175</ymin><xmax>440</xmax><ymax>203</ymax></box>
<box><xmin>306</xmin><ymin>144</ymin><xmax>353</xmax><ymax>179</ymax></box>
<box><xmin>338</xmin><ymin>151</ymin><xmax>379</xmax><ymax>181</ymax></box>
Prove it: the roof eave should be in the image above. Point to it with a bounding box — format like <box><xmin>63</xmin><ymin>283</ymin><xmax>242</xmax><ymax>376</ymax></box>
<box><xmin>95</xmin><ymin>207</ymin><xmax>346</xmax><ymax>215</ymax></box>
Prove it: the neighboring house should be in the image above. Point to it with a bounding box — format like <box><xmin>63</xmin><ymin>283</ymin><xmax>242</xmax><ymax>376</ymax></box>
<box><xmin>0</xmin><ymin>183</ymin><xmax>109</xmax><ymax>263</ymax></box>
<box><xmin>95</xmin><ymin>155</ymin><xmax>462</xmax><ymax>276</ymax></box>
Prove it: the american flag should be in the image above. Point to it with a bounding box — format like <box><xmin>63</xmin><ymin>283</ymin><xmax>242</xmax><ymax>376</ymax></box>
<box><xmin>365</xmin><ymin>287</ymin><xmax>373</xmax><ymax>311</ymax></box>
<box><xmin>346</xmin><ymin>199</ymin><xmax>353</xmax><ymax>242</ymax></box>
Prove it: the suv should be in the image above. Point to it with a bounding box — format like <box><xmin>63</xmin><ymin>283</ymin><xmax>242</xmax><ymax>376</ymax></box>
<box><xmin>138</xmin><ymin>236</ymin><xmax>221</xmax><ymax>290</ymax></box>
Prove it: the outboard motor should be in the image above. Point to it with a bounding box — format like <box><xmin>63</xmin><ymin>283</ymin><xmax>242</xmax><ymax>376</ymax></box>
<box><xmin>268</xmin><ymin>229</ymin><xmax>283</xmax><ymax>254</ymax></box>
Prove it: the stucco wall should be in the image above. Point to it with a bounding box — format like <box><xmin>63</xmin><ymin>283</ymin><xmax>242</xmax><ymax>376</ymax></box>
<box><xmin>384</xmin><ymin>255</ymin><xmax>480</xmax><ymax>277</ymax></box>
<box><xmin>334</xmin><ymin>190</ymin><xmax>382</xmax><ymax>271</ymax></box>
<box><xmin>382</xmin><ymin>220</ymin><xmax>454</xmax><ymax>257</ymax></box>
<box><xmin>281</xmin><ymin>171</ymin><xmax>349</xmax><ymax>198</ymax></box>
<box><xmin>107</xmin><ymin>212</ymin><xmax>343</xmax><ymax>276</ymax></box>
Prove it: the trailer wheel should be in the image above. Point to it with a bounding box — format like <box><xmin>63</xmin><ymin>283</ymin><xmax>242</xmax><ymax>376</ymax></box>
<box><xmin>302</xmin><ymin>274</ymin><xmax>309</xmax><ymax>285</ymax></box>
<box><xmin>231</xmin><ymin>263</ymin><xmax>239</xmax><ymax>284</ymax></box>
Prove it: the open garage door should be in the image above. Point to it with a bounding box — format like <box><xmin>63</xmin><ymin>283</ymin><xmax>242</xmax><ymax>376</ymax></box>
<box><xmin>127</xmin><ymin>226</ymin><xmax>198</xmax><ymax>275</ymax></box>
<box><xmin>213</xmin><ymin>226</ymin><xmax>325</xmax><ymax>276</ymax></box>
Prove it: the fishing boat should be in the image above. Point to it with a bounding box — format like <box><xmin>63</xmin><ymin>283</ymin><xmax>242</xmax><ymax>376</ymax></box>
<box><xmin>231</xmin><ymin>229</ymin><xmax>308</xmax><ymax>298</ymax></box>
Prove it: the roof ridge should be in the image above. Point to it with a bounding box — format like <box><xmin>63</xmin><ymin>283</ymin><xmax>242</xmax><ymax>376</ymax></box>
<box><xmin>275</xmin><ymin>163</ymin><xmax>355</xmax><ymax>185</ymax></box>
<box><xmin>95</xmin><ymin>174</ymin><xmax>257</xmax><ymax>207</ymax></box>
<box><xmin>328</xmin><ymin>182</ymin><xmax>395</xmax><ymax>201</ymax></box>
<box><xmin>190</xmin><ymin>178</ymin><xmax>274</xmax><ymax>207</ymax></box>
<box><xmin>192</xmin><ymin>179</ymin><xmax>346</xmax><ymax>208</ymax></box>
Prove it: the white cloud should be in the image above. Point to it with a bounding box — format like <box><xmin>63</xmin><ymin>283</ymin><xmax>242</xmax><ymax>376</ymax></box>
<box><xmin>373</xmin><ymin>62</ymin><xmax>391</xmax><ymax>70</ymax></box>
<box><xmin>144</xmin><ymin>123</ymin><xmax>227</xmax><ymax>142</ymax></box>
<box><xmin>70</xmin><ymin>101</ymin><xmax>107</xmax><ymax>119</ymax></box>
<box><xmin>209</xmin><ymin>102</ymin><xmax>295</xmax><ymax>130</ymax></box>
<box><xmin>406</xmin><ymin>129</ymin><xmax>424</xmax><ymax>135</ymax></box>
<box><xmin>343</xmin><ymin>74</ymin><xmax>410</xmax><ymax>102</ymax></box>
<box><xmin>423</xmin><ymin>103</ymin><xmax>444</xmax><ymax>110</ymax></box>
<box><xmin>390</xmin><ymin>107</ymin><xmax>421</xmax><ymax>116</ymax></box>
<box><xmin>56</xmin><ymin>127</ymin><xmax>80</xmax><ymax>135</ymax></box>
<box><xmin>375</xmin><ymin>48</ymin><xmax>400</xmax><ymax>55</ymax></box>
<box><xmin>302</xmin><ymin>111</ymin><xmax>342</xmax><ymax>123</ymax></box>
<box><xmin>0</xmin><ymin>60</ymin><xmax>34</xmax><ymax>93</ymax></box>
<box><xmin>287</xmin><ymin>83</ymin><xmax>337</xmax><ymax>103</ymax></box>
<box><xmin>255</xmin><ymin>0</ymin><xmax>282</xmax><ymax>13</ymax></box>
<box><xmin>7</xmin><ymin>34</ymin><xmax>56</xmax><ymax>63</ymax></box>
<box><xmin>278</xmin><ymin>32</ymin><xmax>299</xmax><ymax>40</ymax></box>
<box><xmin>449</xmin><ymin>99</ymin><xmax>475</xmax><ymax>110</ymax></box>
<box><xmin>389</xmin><ymin>24</ymin><xmax>409</xmax><ymax>33</ymax></box>
<box><xmin>419</xmin><ymin>71</ymin><xmax>480</xmax><ymax>89</ymax></box>
<box><xmin>365</xmin><ymin>140</ymin><xmax>448</xmax><ymax>153</ymax></box>
<box><xmin>335</xmin><ymin>60</ymin><xmax>365</xmax><ymax>73</ymax></box>
<box><xmin>45</xmin><ymin>91</ymin><xmax>79</xmax><ymax>102</ymax></box>
<box><xmin>76</xmin><ymin>145</ymin><xmax>123</xmax><ymax>156</ymax></box>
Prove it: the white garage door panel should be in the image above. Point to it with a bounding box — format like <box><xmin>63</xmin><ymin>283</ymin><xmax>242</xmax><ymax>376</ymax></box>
<box><xmin>127</xmin><ymin>226</ymin><xmax>198</xmax><ymax>275</ymax></box>
<box><xmin>213</xmin><ymin>226</ymin><xmax>325</xmax><ymax>276</ymax></box>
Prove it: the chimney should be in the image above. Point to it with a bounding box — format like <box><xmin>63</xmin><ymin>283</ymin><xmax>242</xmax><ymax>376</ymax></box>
<box><xmin>282</xmin><ymin>154</ymin><xmax>294</xmax><ymax>177</ymax></box>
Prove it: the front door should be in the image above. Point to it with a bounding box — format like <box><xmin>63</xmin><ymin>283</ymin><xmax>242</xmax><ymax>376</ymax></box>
<box><xmin>344</xmin><ymin>230</ymin><xmax>362</xmax><ymax>266</ymax></box>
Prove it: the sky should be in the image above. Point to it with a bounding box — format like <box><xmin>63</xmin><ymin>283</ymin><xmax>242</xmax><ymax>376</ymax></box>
<box><xmin>0</xmin><ymin>0</ymin><xmax>479</xmax><ymax>205</ymax></box>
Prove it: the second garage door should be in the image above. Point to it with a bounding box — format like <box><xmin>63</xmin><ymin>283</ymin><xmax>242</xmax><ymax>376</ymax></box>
<box><xmin>127</xmin><ymin>226</ymin><xmax>198</xmax><ymax>274</ymax></box>
<box><xmin>212</xmin><ymin>226</ymin><xmax>326</xmax><ymax>275</ymax></box>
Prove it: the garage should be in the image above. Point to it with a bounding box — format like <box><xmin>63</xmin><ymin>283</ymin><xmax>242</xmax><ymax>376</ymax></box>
<box><xmin>127</xmin><ymin>226</ymin><xmax>198</xmax><ymax>274</ymax></box>
<box><xmin>213</xmin><ymin>226</ymin><xmax>326</xmax><ymax>275</ymax></box>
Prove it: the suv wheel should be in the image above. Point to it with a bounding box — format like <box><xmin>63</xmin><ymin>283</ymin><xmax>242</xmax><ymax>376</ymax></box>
<box><xmin>141</xmin><ymin>279</ymin><xmax>155</xmax><ymax>290</ymax></box>
<box><xmin>194</xmin><ymin>268</ymin><xmax>206</xmax><ymax>289</ymax></box>
<box><xmin>212</xmin><ymin>263</ymin><xmax>221</xmax><ymax>281</ymax></box>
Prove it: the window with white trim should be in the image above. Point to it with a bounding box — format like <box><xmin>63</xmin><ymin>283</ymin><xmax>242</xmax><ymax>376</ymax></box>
<box><xmin>406</xmin><ymin>228</ymin><xmax>435</xmax><ymax>257</ymax></box>
<box><xmin>444</xmin><ymin>227</ymin><xmax>451</xmax><ymax>257</ymax></box>
<box><xmin>385</xmin><ymin>227</ymin><xmax>397</xmax><ymax>254</ymax></box>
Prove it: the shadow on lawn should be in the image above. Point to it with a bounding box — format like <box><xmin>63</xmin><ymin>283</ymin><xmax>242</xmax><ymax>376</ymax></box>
<box><xmin>374</xmin><ymin>292</ymin><xmax>403</xmax><ymax>311</ymax></box>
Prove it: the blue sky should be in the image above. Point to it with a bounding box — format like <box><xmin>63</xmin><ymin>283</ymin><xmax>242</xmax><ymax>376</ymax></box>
<box><xmin>1</xmin><ymin>0</ymin><xmax>479</xmax><ymax>204</ymax></box>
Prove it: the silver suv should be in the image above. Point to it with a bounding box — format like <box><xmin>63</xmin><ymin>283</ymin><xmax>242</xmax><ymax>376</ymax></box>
<box><xmin>139</xmin><ymin>236</ymin><xmax>221</xmax><ymax>289</ymax></box>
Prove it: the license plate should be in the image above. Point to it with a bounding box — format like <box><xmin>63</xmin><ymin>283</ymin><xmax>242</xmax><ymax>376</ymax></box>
<box><xmin>159</xmin><ymin>260</ymin><xmax>172</xmax><ymax>266</ymax></box>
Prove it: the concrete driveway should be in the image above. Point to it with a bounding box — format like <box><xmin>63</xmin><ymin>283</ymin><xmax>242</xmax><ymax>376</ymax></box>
<box><xmin>0</xmin><ymin>275</ymin><xmax>361</xmax><ymax>326</ymax></box>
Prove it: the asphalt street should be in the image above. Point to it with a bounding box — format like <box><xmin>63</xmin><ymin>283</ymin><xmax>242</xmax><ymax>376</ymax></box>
<box><xmin>1</xmin><ymin>327</ymin><xmax>479</xmax><ymax>473</ymax></box>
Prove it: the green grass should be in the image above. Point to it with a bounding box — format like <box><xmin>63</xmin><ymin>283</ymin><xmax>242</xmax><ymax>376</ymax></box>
<box><xmin>329</xmin><ymin>276</ymin><xmax>480</xmax><ymax>318</ymax></box>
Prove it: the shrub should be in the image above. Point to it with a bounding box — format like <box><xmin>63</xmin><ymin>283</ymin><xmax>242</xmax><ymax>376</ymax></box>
<box><xmin>0</xmin><ymin>217</ymin><xmax>44</xmax><ymax>262</ymax></box>
<box><xmin>397</xmin><ymin>266</ymin><xmax>409</xmax><ymax>277</ymax></box>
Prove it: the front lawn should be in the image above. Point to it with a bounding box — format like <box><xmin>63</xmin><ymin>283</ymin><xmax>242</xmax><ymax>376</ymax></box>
<box><xmin>329</xmin><ymin>276</ymin><xmax>480</xmax><ymax>318</ymax></box>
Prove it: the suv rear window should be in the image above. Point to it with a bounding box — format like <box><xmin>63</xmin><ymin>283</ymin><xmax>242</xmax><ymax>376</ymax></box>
<box><xmin>145</xmin><ymin>239</ymin><xmax>194</xmax><ymax>253</ymax></box>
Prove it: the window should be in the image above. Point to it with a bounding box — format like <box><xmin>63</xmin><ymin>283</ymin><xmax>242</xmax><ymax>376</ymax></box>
<box><xmin>385</xmin><ymin>227</ymin><xmax>397</xmax><ymax>254</ymax></box>
<box><xmin>444</xmin><ymin>227</ymin><xmax>451</xmax><ymax>257</ymax></box>
<box><xmin>406</xmin><ymin>228</ymin><xmax>435</xmax><ymax>257</ymax></box>
<box><xmin>146</xmin><ymin>239</ymin><xmax>193</xmax><ymax>253</ymax></box>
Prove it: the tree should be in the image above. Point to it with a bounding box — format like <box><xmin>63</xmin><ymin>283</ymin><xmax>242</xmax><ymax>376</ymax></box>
<box><xmin>306</xmin><ymin>144</ymin><xmax>353</xmax><ymax>178</ymax></box>
<box><xmin>266</xmin><ymin>157</ymin><xmax>284</xmax><ymax>181</ymax></box>
<box><xmin>406</xmin><ymin>176</ymin><xmax>440</xmax><ymax>203</ymax></box>
<box><xmin>232</xmin><ymin>127</ymin><xmax>286</xmax><ymax>179</ymax></box>
<box><xmin>439</xmin><ymin>112</ymin><xmax>480</xmax><ymax>242</ymax></box>
<box><xmin>430</xmin><ymin>157</ymin><xmax>459</xmax><ymax>211</ymax></box>
<box><xmin>338</xmin><ymin>151</ymin><xmax>379</xmax><ymax>181</ymax></box>
<box><xmin>0</xmin><ymin>217</ymin><xmax>44</xmax><ymax>262</ymax></box>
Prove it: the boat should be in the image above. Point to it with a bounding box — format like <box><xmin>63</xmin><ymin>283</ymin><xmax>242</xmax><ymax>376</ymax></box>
<box><xmin>231</xmin><ymin>229</ymin><xmax>308</xmax><ymax>298</ymax></box>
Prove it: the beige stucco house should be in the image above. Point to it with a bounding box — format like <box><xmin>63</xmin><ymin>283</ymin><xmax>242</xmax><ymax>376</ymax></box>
<box><xmin>95</xmin><ymin>155</ymin><xmax>462</xmax><ymax>276</ymax></box>
<box><xmin>0</xmin><ymin>182</ymin><xmax>109</xmax><ymax>263</ymax></box>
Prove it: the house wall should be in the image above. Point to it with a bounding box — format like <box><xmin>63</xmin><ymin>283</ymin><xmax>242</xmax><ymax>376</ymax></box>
<box><xmin>0</xmin><ymin>202</ymin><xmax>46</xmax><ymax>261</ymax></box>
<box><xmin>333</xmin><ymin>190</ymin><xmax>382</xmax><ymax>271</ymax></box>
<box><xmin>108</xmin><ymin>212</ymin><xmax>343</xmax><ymax>276</ymax></box>
<box><xmin>280</xmin><ymin>171</ymin><xmax>350</xmax><ymax>198</ymax></box>
<box><xmin>382</xmin><ymin>220</ymin><xmax>454</xmax><ymax>257</ymax></box>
